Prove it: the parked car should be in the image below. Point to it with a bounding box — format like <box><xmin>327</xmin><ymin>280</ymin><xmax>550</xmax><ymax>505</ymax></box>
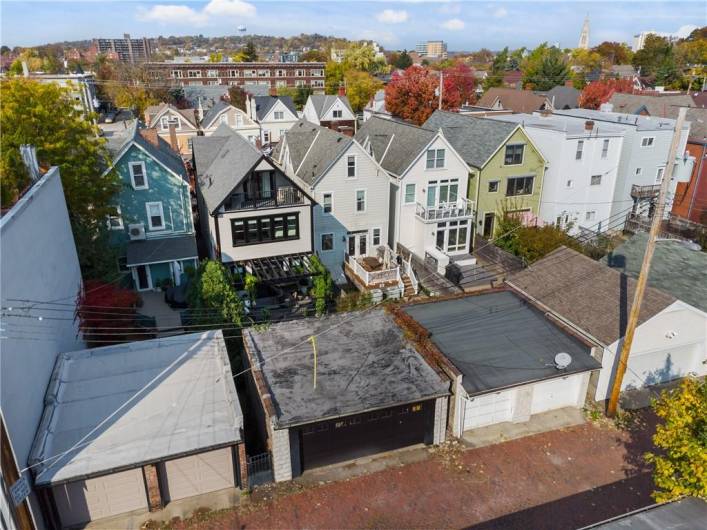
<box><xmin>104</xmin><ymin>111</ymin><xmax>117</xmax><ymax>123</ymax></box>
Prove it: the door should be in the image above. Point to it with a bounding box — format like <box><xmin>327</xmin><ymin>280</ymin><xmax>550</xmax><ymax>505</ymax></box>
<box><xmin>483</xmin><ymin>213</ymin><xmax>495</xmax><ymax>239</ymax></box>
<box><xmin>435</xmin><ymin>221</ymin><xmax>469</xmax><ymax>254</ymax></box>
<box><xmin>530</xmin><ymin>375</ymin><xmax>583</xmax><ymax>415</ymax></box>
<box><xmin>427</xmin><ymin>179</ymin><xmax>459</xmax><ymax>209</ymax></box>
<box><xmin>347</xmin><ymin>231</ymin><xmax>368</xmax><ymax>257</ymax></box>
<box><xmin>161</xmin><ymin>448</ymin><xmax>235</xmax><ymax>502</ymax></box>
<box><xmin>135</xmin><ymin>265</ymin><xmax>151</xmax><ymax>291</ymax></box>
<box><xmin>463</xmin><ymin>390</ymin><xmax>514</xmax><ymax>430</ymax></box>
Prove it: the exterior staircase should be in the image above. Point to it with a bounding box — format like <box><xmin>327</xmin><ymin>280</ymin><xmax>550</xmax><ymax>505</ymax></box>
<box><xmin>401</xmin><ymin>274</ymin><xmax>416</xmax><ymax>298</ymax></box>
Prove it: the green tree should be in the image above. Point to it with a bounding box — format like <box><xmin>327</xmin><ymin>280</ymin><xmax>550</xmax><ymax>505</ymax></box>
<box><xmin>187</xmin><ymin>260</ymin><xmax>245</xmax><ymax>330</ymax></box>
<box><xmin>593</xmin><ymin>41</ymin><xmax>633</xmax><ymax>65</ymax></box>
<box><xmin>494</xmin><ymin>213</ymin><xmax>582</xmax><ymax>263</ymax></box>
<box><xmin>208</xmin><ymin>52</ymin><xmax>223</xmax><ymax>63</ymax></box>
<box><xmin>632</xmin><ymin>34</ymin><xmax>676</xmax><ymax>77</ymax></box>
<box><xmin>0</xmin><ymin>78</ymin><xmax>120</xmax><ymax>277</ymax></box>
<box><xmin>241</xmin><ymin>41</ymin><xmax>258</xmax><ymax>62</ymax></box>
<box><xmin>293</xmin><ymin>85</ymin><xmax>313</xmax><ymax>110</ymax></box>
<box><xmin>228</xmin><ymin>85</ymin><xmax>248</xmax><ymax>111</ymax></box>
<box><xmin>309</xmin><ymin>255</ymin><xmax>334</xmax><ymax>316</ymax></box>
<box><xmin>300</xmin><ymin>49</ymin><xmax>328</xmax><ymax>62</ymax></box>
<box><xmin>645</xmin><ymin>378</ymin><xmax>707</xmax><ymax>502</ymax></box>
<box><xmin>394</xmin><ymin>50</ymin><xmax>413</xmax><ymax>69</ymax></box>
<box><xmin>522</xmin><ymin>46</ymin><xmax>570</xmax><ymax>90</ymax></box>
<box><xmin>344</xmin><ymin>70</ymin><xmax>383</xmax><ymax>112</ymax></box>
<box><xmin>342</xmin><ymin>44</ymin><xmax>376</xmax><ymax>72</ymax></box>
<box><xmin>325</xmin><ymin>60</ymin><xmax>345</xmax><ymax>94</ymax></box>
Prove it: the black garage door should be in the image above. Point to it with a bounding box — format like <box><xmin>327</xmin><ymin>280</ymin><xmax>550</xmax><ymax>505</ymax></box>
<box><xmin>298</xmin><ymin>400</ymin><xmax>435</xmax><ymax>471</ymax></box>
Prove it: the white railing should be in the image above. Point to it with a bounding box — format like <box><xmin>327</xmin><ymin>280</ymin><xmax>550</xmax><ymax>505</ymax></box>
<box><xmin>346</xmin><ymin>252</ymin><xmax>400</xmax><ymax>287</ymax></box>
<box><xmin>402</xmin><ymin>255</ymin><xmax>419</xmax><ymax>295</ymax></box>
<box><xmin>416</xmin><ymin>197</ymin><xmax>475</xmax><ymax>222</ymax></box>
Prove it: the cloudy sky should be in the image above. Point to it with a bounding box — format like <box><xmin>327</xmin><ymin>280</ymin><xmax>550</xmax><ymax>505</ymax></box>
<box><xmin>1</xmin><ymin>0</ymin><xmax>704</xmax><ymax>50</ymax></box>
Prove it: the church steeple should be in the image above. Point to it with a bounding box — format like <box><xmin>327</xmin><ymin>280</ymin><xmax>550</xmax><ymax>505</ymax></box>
<box><xmin>578</xmin><ymin>15</ymin><xmax>590</xmax><ymax>50</ymax></box>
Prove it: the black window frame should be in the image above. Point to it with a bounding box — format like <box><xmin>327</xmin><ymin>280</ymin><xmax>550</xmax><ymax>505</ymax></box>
<box><xmin>506</xmin><ymin>176</ymin><xmax>534</xmax><ymax>197</ymax></box>
<box><xmin>230</xmin><ymin>212</ymin><xmax>300</xmax><ymax>247</ymax></box>
<box><xmin>504</xmin><ymin>144</ymin><xmax>524</xmax><ymax>165</ymax></box>
<box><xmin>321</xmin><ymin>233</ymin><xmax>334</xmax><ymax>251</ymax></box>
<box><xmin>488</xmin><ymin>180</ymin><xmax>499</xmax><ymax>193</ymax></box>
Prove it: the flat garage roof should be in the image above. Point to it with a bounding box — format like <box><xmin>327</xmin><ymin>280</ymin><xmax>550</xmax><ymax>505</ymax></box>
<box><xmin>243</xmin><ymin>309</ymin><xmax>450</xmax><ymax>428</ymax></box>
<box><xmin>403</xmin><ymin>291</ymin><xmax>601</xmax><ymax>396</ymax></box>
<box><xmin>29</xmin><ymin>331</ymin><xmax>243</xmax><ymax>486</ymax></box>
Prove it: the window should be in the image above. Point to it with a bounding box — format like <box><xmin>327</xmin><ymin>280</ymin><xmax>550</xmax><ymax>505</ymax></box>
<box><xmin>504</xmin><ymin>144</ymin><xmax>524</xmax><ymax>165</ymax></box>
<box><xmin>106</xmin><ymin>206</ymin><xmax>123</xmax><ymax>230</ymax></box>
<box><xmin>590</xmin><ymin>174</ymin><xmax>602</xmax><ymax>186</ymax></box>
<box><xmin>257</xmin><ymin>69</ymin><xmax>270</xmax><ymax>77</ymax></box>
<box><xmin>229</xmin><ymin>69</ymin><xmax>239</xmax><ymax>77</ymax></box>
<box><xmin>274</xmin><ymin>111</ymin><xmax>284</xmax><ymax>120</ymax></box>
<box><xmin>333</xmin><ymin>109</ymin><xmax>343</xmax><ymax>118</ymax></box>
<box><xmin>231</xmin><ymin>213</ymin><xmax>300</xmax><ymax>246</ymax></box>
<box><xmin>566</xmin><ymin>179</ymin><xmax>574</xmax><ymax>188</ymax></box>
<box><xmin>276</xmin><ymin>80</ymin><xmax>287</xmax><ymax>87</ymax></box>
<box><xmin>601</xmin><ymin>139</ymin><xmax>610</xmax><ymax>159</ymax></box>
<box><xmin>347</xmin><ymin>155</ymin><xmax>356</xmax><ymax>177</ymax></box>
<box><xmin>295</xmin><ymin>69</ymin><xmax>306</xmax><ymax>77</ymax></box>
<box><xmin>506</xmin><ymin>176</ymin><xmax>534</xmax><ymax>196</ymax></box>
<box><xmin>235</xmin><ymin>114</ymin><xmax>243</xmax><ymax>127</ymax></box>
<box><xmin>641</xmin><ymin>137</ymin><xmax>655</xmax><ymax>147</ymax></box>
<box><xmin>160</xmin><ymin>115</ymin><xmax>180</xmax><ymax>131</ymax></box>
<box><xmin>372</xmin><ymin>228</ymin><xmax>381</xmax><ymax>246</ymax></box>
<box><xmin>146</xmin><ymin>202</ymin><xmax>165</xmax><ymax>230</ymax></box>
<box><xmin>322</xmin><ymin>192</ymin><xmax>333</xmax><ymax>213</ymax></box>
<box><xmin>129</xmin><ymin>162</ymin><xmax>147</xmax><ymax>189</ymax></box>
<box><xmin>206</xmin><ymin>69</ymin><xmax>218</xmax><ymax>78</ymax></box>
<box><xmin>404</xmin><ymin>183</ymin><xmax>416</xmax><ymax>204</ymax></box>
<box><xmin>187</xmin><ymin>70</ymin><xmax>201</xmax><ymax>78</ymax></box>
<box><xmin>585</xmin><ymin>210</ymin><xmax>596</xmax><ymax>221</ymax></box>
<box><xmin>276</xmin><ymin>69</ymin><xmax>286</xmax><ymax>77</ymax></box>
<box><xmin>244</xmin><ymin>69</ymin><xmax>256</xmax><ymax>77</ymax></box>
<box><xmin>356</xmin><ymin>189</ymin><xmax>366</xmax><ymax>212</ymax></box>
<box><xmin>488</xmin><ymin>180</ymin><xmax>499</xmax><ymax>193</ymax></box>
<box><xmin>656</xmin><ymin>167</ymin><xmax>665</xmax><ymax>183</ymax></box>
<box><xmin>312</xmin><ymin>80</ymin><xmax>325</xmax><ymax>88</ymax></box>
<box><xmin>263</xmin><ymin>130</ymin><xmax>270</xmax><ymax>144</ymax></box>
<box><xmin>219</xmin><ymin>114</ymin><xmax>228</xmax><ymax>125</ymax></box>
<box><xmin>321</xmin><ymin>233</ymin><xmax>334</xmax><ymax>251</ymax></box>
<box><xmin>171</xmin><ymin>70</ymin><xmax>183</xmax><ymax>78</ymax></box>
<box><xmin>426</xmin><ymin>149</ymin><xmax>445</xmax><ymax>169</ymax></box>
<box><xmin>575</xmin><ymin>140</ymin><xmax>584</xmax><ymax>160</ymax></box>
<box><xmin>635</xmin><ymin>167</ymin><xmax>643</xmax><ymax>176</ymax></box>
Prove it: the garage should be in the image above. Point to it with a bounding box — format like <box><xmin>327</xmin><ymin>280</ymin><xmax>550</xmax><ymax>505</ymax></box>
<box><xmin>530</xmin><ymin>374</ymin><xmax>586</xmax><ymax>414</ymax></box>
<box><xmin>52</xmin><ymin>469</ymin><xmax>148</xmax><ymax>527</ymax></box>
<box><xmin>463</xmin><ymin>390</ymin><xmax>515</xmax><ymax>430</ymax></box>
<box><xmin>161</xmin><ymin>448</ymin><xmax>236</xmax><ymax>502</ymax></box>
<box><xmin>299</xmin><ymin>401</ymin><xmax>434</xmax><ymax>470</ymax></box>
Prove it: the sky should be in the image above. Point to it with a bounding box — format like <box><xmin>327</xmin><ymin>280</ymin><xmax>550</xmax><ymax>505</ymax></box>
<box><xmin>1</xmin><ymin>0</ymin><xmax>705</xmax><ymax>51</ymax></box>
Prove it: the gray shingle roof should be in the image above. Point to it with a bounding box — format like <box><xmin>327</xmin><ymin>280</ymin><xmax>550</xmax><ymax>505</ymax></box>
<box><xmin>126</xmin><ymin>234</ymin><xmax>198</xmax><ymax>267</ymax></box>
<box><xmin>422</xmin><ymin>110</ymin><xmax>518</xmax><ymax>168</ymax></box>
<box><xmin>308</xmin><ymin>94</ymin><xmax>353</xmax><ymax>118</ymax></box>
<box><xmin>200</xmin><ymin>99</ymin><xmax>231</xmax><ymax>129</ymax></box>
<box><xmin>355</xmin><ymin>116</ymin><xmax>436</xmax><ymax>176</ymax></box>
<box><xmin>284</xmin><ymin>119</ymin><xmax>352</xmax><ymax>185</ymax></box>
<box><xmin>192</xmin><ymin>124</ymin><xmax>264</xmax><ymax>213</ymax></box>
<box><xmin>602</xmin><ymin>233</ymin><xmax>707</xmax><ymax>313</ymax></box>
<box><xmin>146</xmin><ymin>102</ymin><xmax>198</xmax><ymax>128</ymax></box>
<box><xmin>507</xmin><ymin>247</ymin><xmax>675</xmax><ymax>346</ymax></box>
<box><xmin>253</xmin><ymin>95</ymin><xmax>297</xmax><ymax>120</ymax></box>
<box><xmin>478</xmin><ymin>88</ymin><xmax>550</xmax><ymax>113</ymax></box>
<box><xmin>544</xmin><ymin>85</ymin><xmax>581</xmax><ymax>110</ymax></box>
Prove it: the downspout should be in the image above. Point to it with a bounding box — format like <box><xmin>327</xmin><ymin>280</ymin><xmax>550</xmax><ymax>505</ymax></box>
<box><xmin>687</xmin><ymin>141</ymin><xmax>706</xmax><ymax>221</ymax></box>
<box><xmin>213</xmin><ymin>212</ymin><xmax>222</xmax><ymax>261</ymax></box>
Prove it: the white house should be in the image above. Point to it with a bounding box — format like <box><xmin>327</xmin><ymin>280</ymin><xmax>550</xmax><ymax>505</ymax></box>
<box><xmin>199</xmin><ymin>100</ymin><xmax>260</xmax><ymax>144</ymax></box>
<box><xmin>246</xmin><ymin>95</ymin><xmax>299</xmax><ymax>145</ymax></box>
<box><xmin>302</xmin><ymin>94</ymin><xmax>356</xmax><ymax>134</ymax></box>
<box><xmin>192</xmin><ymin>124</ymin><xmax>313</xmax><ymax>272</ymax></box>
<box><xmin>553</xmin><ymin>108</ymin><xmax>694</xmax><ymax>220</ymax></box>
<box><xmin>144</xmin><ymin>103</ymin><xmax>199</xmax><ymax>156</ymax></box>
<box><xmin>0</xmin><ymin>167</ymin><xmax>84</xmax><ymax>530</ymax></box>
<box><xmin>274</xmin><ymin>120</ymin><xmax>391</xmax><ymax>285</ymax></box>
<box><xmin>489</xmin><ymin>112</ymin><xmax>626</xmax><ymax>235</ymax></box>
<box><xmin>362</xmin><ymin>89</ymin><xmax>391</xmax><ymax>122</ymax></box>
<box><xmin>356</xmin><ymin>116</ymin><xmax>474</xmax><ymax>273</ymax></box>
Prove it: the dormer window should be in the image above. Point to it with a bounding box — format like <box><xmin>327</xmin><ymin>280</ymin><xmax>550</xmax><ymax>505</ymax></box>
<box><xmin>160</xmin><ymin>115</ymin><xmax>180</xmax><ymax>131</ymax></box>
<box><xmin>426</xmin><ymin>149</ymin><xmax>445</xmax><ymax>169</ymax></box>
<box><xmin>274</xmin><ymin>111</ymin><xmax>284</xmax><ymax>120</ymax></box>
<box><xmin>333</xmin><ymin>109</ymin><xmax>343</xmax><ymax>119</ymax></box>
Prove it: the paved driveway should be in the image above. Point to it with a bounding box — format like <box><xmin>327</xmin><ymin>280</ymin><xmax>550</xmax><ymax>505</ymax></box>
<box><xmin>173</xmin><ymin>412</ymin><xmax>657</xmax><ymax>530</ymax></box>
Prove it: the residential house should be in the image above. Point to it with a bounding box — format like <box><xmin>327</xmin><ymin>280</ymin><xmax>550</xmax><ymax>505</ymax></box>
<box><xmin>403</xmin><ymin>291</ymin><xmax>600</xmax><ymax>436</ymax></box>
<box><xmin>192</xmin><ymin>124</ymin><xmax>313</xmax><ymax>272</ymax></box>
<box><xmin>275</xmin><ymin>120</ymin><xmax>390</xmax><ymax>285</ymax></box>
<box><xmin>553</xmin><ymin>108</ymin><xmax>694</xmax><ymax>220</ymax></box>
<box><xmin>488</xmin><ymin>112</ymin><xmax>625</xmax><ymax>234</ymax></box>
<box><xmin>242</xmin><ymin>309</ymin><xmax>450</xmax><ymax>481</ymax></box>
<box><xmin>245</xmin><ymin>94</ymin><xmax>299</xmax><ymax>145</ymax></box>
<box><xmin>541</xmin><ymin>85</ymin><xmax>581</xmax><ymax>110</ymax></box>
<box><xmin>0</xmin><ymin>167</ymin><xmax>84</xmax><ymax>530</ymax></box>
<box><xmin>502</xmin><ymin>70</ymin><xmax>523</xmax><ymax>89</ymax></box>
<box><xmin>29</xmin><ymin>331</ymin><xmax>247</xmax><ymax>528</ymax></box>
<box><xmin>422</xmin><ymin>110</ymin><xmax>547</xmax><ymax>240</ymax></box>
<box><xmin>507</xmin><ymin>246</ymin><xmax>706</xmax><ymax>405</ymax></box>
<box><xmin>105</xmin><ymin>122</ymin><xmax>198</xmax><ymax>292</ymax></box>
<box><xmin>199</xmin><ymin>99</ymin><xmax>260</xmax><ymax>143</ymax></box>
<box><xmin>355</xmin><ymin>116</ymin><xmax>473</xmax><ymax>276</ymax></box>
<box><xmin>302</xmin><ymin>94</ymin><xmax>356</xmax><ymax>135</ymax></box>
<box><xmin>478</xmin><ymin>87</ymin><xmax>553</xmax><ymax>114</ymax></box>
<box><xmin>144</xmin><ymin>103</ymin><xmax>199</xmax><ymax>157</ymax></box>
<box><xmin>608</xmin><ymin>92</ymin><xmax>695</xmax><ymax>118</ymax></box>
<box><xmin>29</xmin><ymin>72</ymin><xmax>98</xmax><ymax>120</ymax></box>
<box><xmin>362</xmin><ymin>89</ymin><xmax>391</xmax><ymax>122</ymax></box>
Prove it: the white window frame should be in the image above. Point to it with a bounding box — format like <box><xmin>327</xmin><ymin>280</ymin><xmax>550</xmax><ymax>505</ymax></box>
<box><xmin>601</xmin><ymin>139</ymin><xmax>610</xmax><ymax>159</ymax></box>
<box><xmin>575</xmin><ymin>140</ymin><xmax>584</xmax><ymax>160</ymax></box>
<box><xmin>585</xmin><ymin>210</ymin><xmax>596</xmax><ymax>221</ymax></box>
<box><xmin>145</xmin><ymin>201</ymin><xmax>165</xmax><ymax>231</ymax></box>
<box><xmin>263</xmin><ymin>130</ymin><xmax>271</xmax><ymax>144</ymax></box>
<box><xmin>320</xmin><ymin>233</ymin><xmax>334</xmax><ymax>252</ymax></box>
<box><xmin>641</xmin><ymin>136</ymin><xmax>655</xmax><ymax>147</ymax></box>
<box><xmin>404</xmin><ymin>183</ymin><xmax>416</xmax><ymax>204</ymax></box>
<box><xmin>656</xmin><ymin>167</ymin><xmax>665</xmax><ymax>183</ymax></box>
<box><xmin>129</xmin><ymin>161</ymin><xmax>148</xmax><ymax>190</ymax></box>
<box><xmin>426</xmin><ymin>149</ymin><xmax>445</xmax><ymax>169</ymax></box>
<box><xmin>488</xmin><ymin>180</ymin><xmax>500</xmax><ymax>193</ymax></box>
<box><xmin>372</xmin><ymin>227</ymin><xmax>381</xmax><ymax>246</ymax></box>
<box><xmin>206</xmin><ymin>69</ymin><xmax>218</xmax><ymax>78</ymax></box>
<box><xmin>590</xmin><ymin>174</ymin><xmax>602</xmax><ymax>186</ymax></box>
<box><xmin>229</xmin><ymin>69</ymin><xmax>239</xmax><ymax>78</ymax></box>
<box><xmin>274</xmin><ymin>111</ymin><xmax>284</xmax><ymax>120</ymax></box>
<box><xmin>332</xmin><ymin>109</ymin><xmax>343</xmax><ymax>119</ymax></box>
<box><xmin>347</xmin><ymin>155</ymin><xmax>357</xmax><ymax>178</ymax></box>
<box><xmin>107</xmin><ymin>205</ymin><xmax>123</xmax><ymax>230</ymax></box>
<box><xmin>235</xmin><ymin>114</ymin><xmax>244</xmax><ymax>127</ymax></box>
<box><xmin>187</xmin><ymin>70</ymin><xmax>201</xmax><ymax>78</ymax></box>
<box><xmin>219</xmin><ymin>114</ymin><xmax>228</xmax><ymax>125</ymax></box>
<box><xmin>322</xmin><ymin>192</ymin><xmax>333</xmax><ymax>214</ymax></box>
<box><xmin>160</xmin><ymin>114</ymin><xmax>181</xmax><ymax>131</ymax></box>
<box><xmin>355</xmin><ymin>189</ymin><xmax>367</xmax><ymax>213</ymax></box>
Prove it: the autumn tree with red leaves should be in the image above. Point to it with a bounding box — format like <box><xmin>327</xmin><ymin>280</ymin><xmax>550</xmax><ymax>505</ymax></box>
<box><xmin>578</xmin><ymin>78</ymin><xmax>635</xmax><ymax>110</ymax></box>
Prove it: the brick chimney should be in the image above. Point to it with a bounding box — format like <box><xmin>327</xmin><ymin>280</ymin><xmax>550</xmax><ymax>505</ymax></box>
<box><xmin>140</xmin><ymin>128</ymin><xmax>160</xmax><ymax>147</ymax></box>
<box><xmin>584</xmin><ymin>120</ymin><xmax>595</xmax><ymax>131</ymax></box>
<box><xmin>168</xmin><ymin>124</ymin><xmax>179</xmax><ymax>152</ymax></box>
<box><xmin>269</xmin><ymin>85</ymin><xmax>278</xmax><ymax>97</ymax></box>
<box><xmin>338</xmin><ymin>85</ymin><xmax>346</xmax><ymax>97</ymax></box>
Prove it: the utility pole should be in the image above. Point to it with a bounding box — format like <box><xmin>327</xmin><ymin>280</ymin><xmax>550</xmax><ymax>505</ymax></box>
<box><xmin>438</xmin><ymin>71</ymin><xmax>443</xmax><ymax>110</ymax></box>
<box><xmin>607</xmin><ymin>106</ymin><xmax>687</xmax><ymax>417</ymax></box>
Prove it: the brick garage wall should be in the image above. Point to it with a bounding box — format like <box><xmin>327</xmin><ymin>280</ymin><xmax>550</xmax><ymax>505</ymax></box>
<box><xmin>142</xmin><ymin>464</ymin><xmax>163</xmax><ymax>512</ymax></box>
<box><xmin>433</xmin><ymin>397</ymin><xmax>448</xmax><ymax>445</ymax></box>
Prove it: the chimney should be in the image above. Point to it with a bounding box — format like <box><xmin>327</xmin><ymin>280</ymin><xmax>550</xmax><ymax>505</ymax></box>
<box><xmin>197</xmin><ymin>97</ymin><xmax>204</xmax><ymax>122</ymax></box>
<box><xmin>168</xmin><ymin>125</ymin><xmax>179</xmax><ymax>152</ymax></box>
<box><xmin>338</xmin><ymin>84</ymin><xmax>346</xmax><ymax>97</ymax></box>
<box><xmin>21</xmin><ymin>61</ymin><xmax>29</xmax><ymax>78</ymax></box>
<box><xmin>269</xmin><ymin>85</ymin><xmax>278</xmax><ymax>97</ymax></box>
<box><xmin>140</xmin><ymin>128</ymin><xmax>160</xmax><ymax>147</ymax></box>
<box><xmin>584</xmin><ymin>120</ymin><xmax>595</xmax><ymax>131</ymax></box>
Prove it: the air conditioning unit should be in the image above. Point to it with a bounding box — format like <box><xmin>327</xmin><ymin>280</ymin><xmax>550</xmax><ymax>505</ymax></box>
<box><xmin>128</xmin><ymin>223</ymin><xmax>146</xmax><ymax>241</ymax></box>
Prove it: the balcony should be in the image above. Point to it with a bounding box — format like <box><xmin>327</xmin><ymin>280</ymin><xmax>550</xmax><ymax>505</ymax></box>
<box><xmin>630</xmin><ymin>184</ymin><xmax>661</xmax><ymax>200</ymax></box>
<box><xmin>225</xmin><ymin>186</ymin><xmax>305</xmax><ymax>211</ymax></box>
<box><xmin>344</xmin><ymin>245</ymin><xmax>403</xmax><ymax>290</ymax></box>
<box><xmin>415</xmin><ymin>198</ymin><xmax>474</xmax><ymax>223</ymax></box>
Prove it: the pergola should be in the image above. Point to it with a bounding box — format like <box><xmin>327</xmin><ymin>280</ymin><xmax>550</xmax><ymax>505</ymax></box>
<box><xmin>242</xmin><ymin>253</ymin><xmax>321</xmax><ymax>284</ymax></box>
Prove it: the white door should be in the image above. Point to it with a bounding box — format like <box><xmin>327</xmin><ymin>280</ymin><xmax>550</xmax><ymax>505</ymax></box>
<box><xmin>463</xmin><ymin>390</ymin><xmax>514</xmax><ymax>430</ymax></box>
<box><xmin>53</xmin><ymin>469</ymin><xmax>148</xmax><ymax>527</ymax></box>
<box><xmin>347</xmin><ymin>231</ymin><xmax>368</xmax><ymax>257</ymax></box>
<box><xmin>161</xmin><ymin>448</ymin><xmax>235</xmax><ymax>502</ymax></box>
<box><xmin>530</xmin><ymin>375</ymin><xmax>583</xmax><ymax>415</ymax></box>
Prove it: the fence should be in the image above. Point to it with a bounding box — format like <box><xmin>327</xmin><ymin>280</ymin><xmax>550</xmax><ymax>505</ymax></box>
<box><xmin>472</xmin><ymin>235</ymin><xmax>526</xmax><ymax>275</ymax></box>
<box><xmin>246</xmin><ymin>452</ymin><xmax>273</xmax><ymax>488</ymax></box>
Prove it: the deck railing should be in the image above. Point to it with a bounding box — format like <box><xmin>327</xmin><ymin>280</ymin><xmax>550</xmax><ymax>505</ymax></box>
<box><xmin>401</xmin><ymin>255</ymin><xmax>419</xmax><ymax>295</ymax></box>
<box><xmin>416</xmin><ymin>197</ymin><xmax>474</xmax><ymax>222</ymax></box>
<box><xmin>225</xmin><ymin>186</ymin><xmax>305</xmax><ymax>211</ymax></box>
<box><xmin>346</xmin><ymin>251</ymin><xmax>401</xmax><ymax>287</ymax></box>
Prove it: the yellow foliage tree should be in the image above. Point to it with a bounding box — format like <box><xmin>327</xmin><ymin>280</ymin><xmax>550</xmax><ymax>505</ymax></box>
<box><xmin>645</xmin><ymin>378</ymin><xmax>707</xmax><ymax>502</ymax></box>
<box><xmin>343</xmin><ymin>70</ymin><xmax>383</xmax><ymax>113</ymax></box>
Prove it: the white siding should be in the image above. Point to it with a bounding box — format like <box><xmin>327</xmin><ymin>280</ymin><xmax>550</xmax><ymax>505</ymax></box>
<box><xmin>530</xmin><ymin>373</ymin><xmax>588</xmax><ymax>414</ymax></box>
<box><xmin>161</xmin><ymin>448</ymin><xmax>235</xmax><ymax>502</ymax></box>
<box><xmin>260</xmin><ymin>100</ymin><xmax>299</xmax><ymax>144</ymax></box>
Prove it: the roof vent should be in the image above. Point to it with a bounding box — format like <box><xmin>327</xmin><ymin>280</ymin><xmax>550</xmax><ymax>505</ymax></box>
<box><xmin>554</xmin><ymin>352</ymin><xmax>572</xmax><ymax>370</ymax></box>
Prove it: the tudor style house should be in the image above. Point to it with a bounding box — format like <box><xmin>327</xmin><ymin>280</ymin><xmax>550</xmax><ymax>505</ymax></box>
<box><xmin>245</xmin><ymin>94</ymin><xmax>299</xmax><ymax>146</ymax></box>
<box><xmin>302</xmin><ymin>94</ymin><xmax>356</xmax><ymax>135</ymax></box>
<box><xmin>105</xmin><ymin>122</ymin><xmax>198</xmax><ymax>291</ymax></box>
<box><xmin>192</xmin><ymin>124</ymin><xmax>313</xmax><ymax>271</ymax></box>
<box><xmin>199</xmin><ymin>99</ymin><xmax>261</xmax><ymax>143</ymax></box>
<box><xmin>423</xmin><ymin>110</ymin><xmax>547</xmax><ymax>240</ymax></box>
<box><xmin>355</xmin><ymin>116</ymin><xmax>474</xmax><ymax>274</ymax></box>
<box><xmin>144</xmin><ymin>103</ymin><xmax>200</xmax><ymax>157</ymax></box>
<box><xmin>274</xmin><ymin>120</ymin><xmax>392</xmax><ymax>287</ymax></box>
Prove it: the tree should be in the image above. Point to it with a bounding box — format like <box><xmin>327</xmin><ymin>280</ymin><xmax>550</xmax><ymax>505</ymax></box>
<box><xmin>522</xmin><ymin>45</ymin><xmax>570</xmax><ymax>90</ymax></box>
<box><xmin>1</xmin><ymin>79</ymin><xmax>120</xmax><ymax>277</ymax></box>
<box><xmin>233</xmin><ymin>41</ymin><xmax>257</xmax><ymax>62</ymax></box>
<box><xmin>394</xmin><ymin>50</ymin><xmax>413</xmax><ymax>69</ymax></box>
<box><xmin>443</xmin><ymin>62</ymin><xmax>476</xmax><ymax>106</ymax></box>
<box><xmin>578</xmin><ymin>78</ymin><xmax>635</xmax><ymax>109</ymax></box>
<box><xmin>632</xmin><ymin>34</ymin><xmax>675</xmax><ymax>77</ymax></box>
<box><xmin>344</xmin><ymin>70</ymin><xmax>383</xmax><ymax>112</ymax></box>
<box><xmin>325</xmin><ymin>60</ymin><xmax>345</xmax><ymax>94</ymax></box>
<box><xmin>228</xmin><ymin>85</ymin><xmax>248</xmax><ymax>111</ymax></box>
<box><xmin>187</xmin><ymin>260</ymin><xmax>245</xmax><ymax>331</ymax></box>
<box><xmin>78</xmin><ymin>279</ymin><xmax>144</xmax><ymax>346</ymax></box>
<box><xmin>300</xmin><ymin>49</ymin><xmax>328</xmax><ymax>62</ymax></box>
<box><xmin>645</xmin><ymin>378</ymin><xmax>707</xmax><ymax>502</ymax></box>
<box><xmin>208</xmin><ymin>52</ymin><xmax>223</xmax><ymax>63</ymax></box>
<box><xmin>593</xmin><ymin>41</ymin><xmax>633</xmax><ymax>65</ymax></box>
<box><xmin>293</xmin><ymin>85</ymin><xmax>314</xmax><ymax>110</ymax></box>
<box><xmin>309</xmin><ymin>255</ymin><xmax>333</xmax><ymax>316</ymax></box>
<box><xmin>342</xmin><ymin>44</ymin><xmax>376</xmax><ymax>72</ymax></box>
<box><xmin>570</xmin><ymin>48</ymin><xmax>604</xmax><ymax>73</ymax></box>
<box><xmin>494</xmin><ymin>214</ymin><xmax>583</xmax><ymax>263</ymax></box>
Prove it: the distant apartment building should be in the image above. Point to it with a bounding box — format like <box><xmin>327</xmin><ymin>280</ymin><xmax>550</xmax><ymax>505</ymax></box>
<box><xmin>29</xmin><ymin>72</ymin><xmax>98</xmax><ymax>118</ymax></box>
<box><xmin>93</xmin><ymin>33</ymin><xmax>152</xmax><ymax>63</ymax></box>
<box><xmin>632</xmin><ymin>30</ymin><xmax>682</xmax><ymax>51</ymax></box>
<box><xmin>147</xmin><ymin>61</ymin><xmax>326</xmax><ymax>93</ymax></box>
<box><xmin>415</xmin><ymin>40</ymin><xmax>447</xmax><ymax>58</ymax></box>
<box><xmin>278</xmin><ymin>50</ymin><xmax>301</xmax><ymax>63</ymax></box>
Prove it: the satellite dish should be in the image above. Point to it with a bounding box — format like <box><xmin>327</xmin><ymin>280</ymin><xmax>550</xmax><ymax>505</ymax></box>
<box><xmin>554</xmin><ymin>352</ymin><xmax>572</xmax><ymax>370</ymax></box>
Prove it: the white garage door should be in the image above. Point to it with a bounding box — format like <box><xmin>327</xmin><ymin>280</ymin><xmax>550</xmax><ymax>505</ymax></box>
<box><xmin>162</xmin><ymin>447</ymin><xmax>235</xmax><ymax>502</ymax></box>
<box><xmin>530</xmin><ymin>374</ymin><xmax>584</xmax><ymax>415</ymax></box>
<box><xmin>463</xmin><ymin>389</ymin><xmax>515</xmax><ymax>430</ymax></box>
<box><xmin>53</xmin><ymin>468</ymin><xmax>147</xmax><ymax>527</ymax></box>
